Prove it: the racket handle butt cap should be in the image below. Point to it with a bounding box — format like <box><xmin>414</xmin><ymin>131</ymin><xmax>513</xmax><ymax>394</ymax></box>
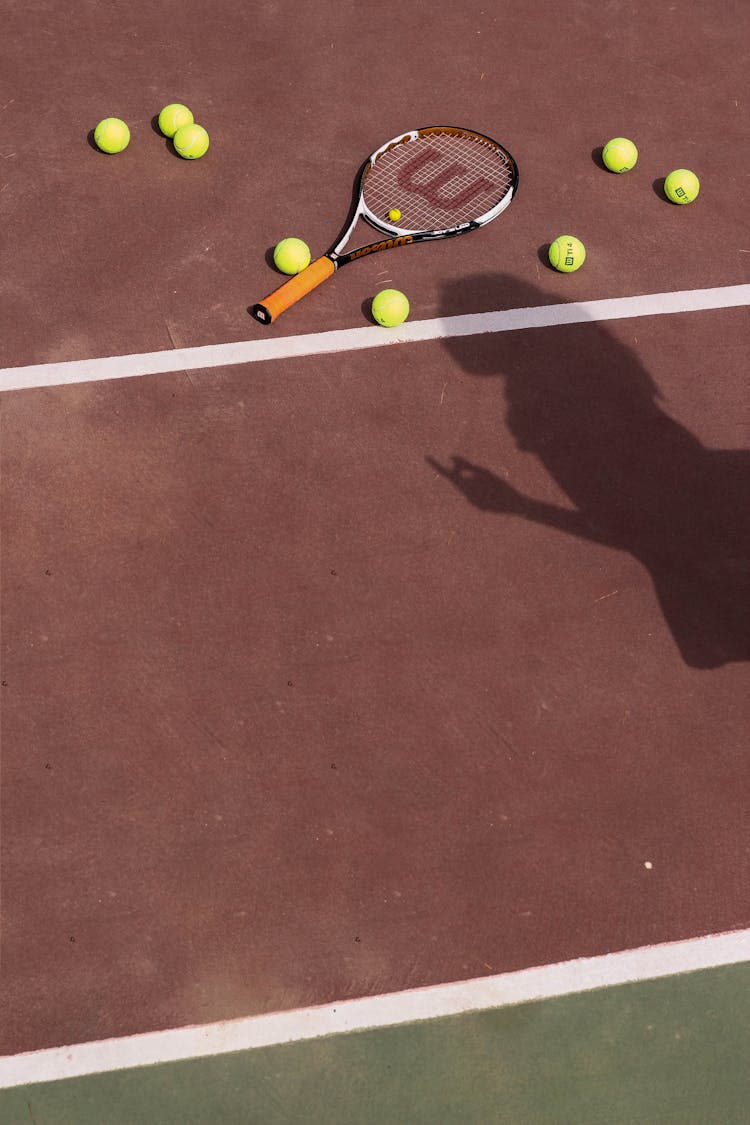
<box><xmin>252</xmin><ymin>303</ymin><xmax>273</xmax><ymax>325</ymax></box>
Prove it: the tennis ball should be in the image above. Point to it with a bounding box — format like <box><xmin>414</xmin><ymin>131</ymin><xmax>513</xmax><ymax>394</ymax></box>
<box><xmin>372</xmin><ymin>288</ymin><xmax>409</xmax><ymax>327</ymax></box>
<box><xmin>273</xmin><ymin>238</ymin><xmax>311</xmax><ymax>275</ymax></box>
<box><xmin>158</xmin><ymin>103</ymin><xmax>194</xmax><ymax>138</ymax></box>
<box><xmin>388</xmin><ymin>208</ymin><xmax>402</xmax><ymax>222</ymax></box>
<box><xmin>173</xmin><ymin>123</ymin><xmax>209</xmax><ymax>159</ymax></box>
<box><xmin>93</xmin><ymin>117</ymin><xmax>130</xmax><ymax>154</ymax></box>
<box><xmin>664</xmin><ymin>168</ymin><xmax>700</xmax><ymax>204</ymax></box>
<box><xmin>548</xmin><ymin>235</ymin><xmax>586</xmax><ymax>273</ymax></box>
<box><xmin>602</xmin><ymin>136</ymin><xmax>638</xmax><ymax>173</ymax></box>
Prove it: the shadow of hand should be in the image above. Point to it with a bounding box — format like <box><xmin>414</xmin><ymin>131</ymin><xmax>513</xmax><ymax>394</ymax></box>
<box><xmin>426</xmin><ymin>456</ymin><xmax>524</xmax><ymax>513</ymax></box>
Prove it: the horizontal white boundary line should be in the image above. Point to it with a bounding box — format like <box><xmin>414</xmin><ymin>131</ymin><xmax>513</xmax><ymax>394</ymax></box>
<box><xmin>1</xmin><ymin>284</ymin><xmax>748</xmax><ymax>393</ymax></box>
<box><xmin>1</xmin><ymin>927</ymin><xmax>748</xmax><ymax>1089</ymax></box>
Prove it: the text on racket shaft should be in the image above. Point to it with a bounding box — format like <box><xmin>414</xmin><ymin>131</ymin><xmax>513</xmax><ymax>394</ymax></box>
<box><xmin>349</xmin><ymin>235</ymin><xmax>414</xmax><ymax>259</ymax></box>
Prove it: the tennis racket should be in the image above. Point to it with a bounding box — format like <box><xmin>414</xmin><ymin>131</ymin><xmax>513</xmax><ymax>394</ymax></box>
<box><xmin>251</xmin><ymin>125</ymin><xmax>518</xmax><ymax>325</ymax></box>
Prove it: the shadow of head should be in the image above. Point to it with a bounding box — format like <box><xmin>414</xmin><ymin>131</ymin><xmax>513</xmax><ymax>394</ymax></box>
<box><xmin>439</xmin><ymin>272</ymin><xmax>662</xmax><ymax>441</ymax></box>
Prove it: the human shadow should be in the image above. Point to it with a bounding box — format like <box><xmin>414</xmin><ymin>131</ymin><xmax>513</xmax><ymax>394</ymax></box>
<box><xmin>428</xmin><ymin>274</ymin><xmax>749</xmax><ymax>669</ymax></box>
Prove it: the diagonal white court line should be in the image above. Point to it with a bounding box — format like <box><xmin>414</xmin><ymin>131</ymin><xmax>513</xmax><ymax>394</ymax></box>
<box><xmin>1</xmin><ymin>284</ymin><xmax>748</xmax><ymax>393</ymax></box>
<box><xmin>0</xmin><ymin>928</ymin><xmax>748</xmax><ymax>1089</ymax></box>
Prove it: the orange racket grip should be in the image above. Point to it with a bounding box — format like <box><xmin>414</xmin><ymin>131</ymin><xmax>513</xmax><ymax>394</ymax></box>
<box><xmin>252</xmin><ymin>256</ymin><xmax>336</xmax><ymax>324</ymax></box>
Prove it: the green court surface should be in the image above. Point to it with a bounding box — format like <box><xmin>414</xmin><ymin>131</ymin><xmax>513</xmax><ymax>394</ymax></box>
<box><xmin>7</xmin><ymin>961</ymin><xmax>748</xmax><ymax>1125</ymax></box>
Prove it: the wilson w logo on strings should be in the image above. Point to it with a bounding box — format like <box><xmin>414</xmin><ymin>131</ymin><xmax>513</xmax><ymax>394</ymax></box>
<box><xmin>396</xmin><ymin>149</ymin><xmax>498</xmax><ymax>210</ymax></box>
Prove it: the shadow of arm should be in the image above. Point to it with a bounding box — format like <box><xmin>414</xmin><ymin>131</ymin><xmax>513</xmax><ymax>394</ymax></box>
<box><xmin>427</xmin><ymin>456</ymin><xmax>611</xmax><ymax>547</ymax></box>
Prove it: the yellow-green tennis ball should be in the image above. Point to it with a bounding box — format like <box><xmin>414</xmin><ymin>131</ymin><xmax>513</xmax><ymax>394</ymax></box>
<box><xmin>273</xmin><ymin>237</ymin><xmax>311</xmax><ymax>275</ymax></box>
<box><xmin>173</xmin><ymin>123</ymin><xmax>209</xmax><ymax>159</ymax></box>
<box><xmin>372</xmin><ymin>288</ymin><xmax>409</xmax><ymax>327</ymax></box>
<box><xmin>158</xmin><ymin>103</ymin><xmax>194</xmax><ymax>138</ymax></box>
<box><xmin>548</xmin><ymin>235</ymin><xmax>586</xmax><ymax>273</ymax></box>
<box><xmin>664</xmin><ymin>168</ymin><xmax>700</xmax><ymax>204</ymax></box>
<box><xmin>602</xmin><ymin>136</ymin><xmax>638</xmax><ymax>173</ymax></box>
<box><xmin>93</xmin><ymin>117</ymin><xmax>130</xmax><ymax>154</ymax></box>
<box><xmin>388</xmin><ymin>208</ymin><xmax>402</xmax><ymax>222</ymax></box>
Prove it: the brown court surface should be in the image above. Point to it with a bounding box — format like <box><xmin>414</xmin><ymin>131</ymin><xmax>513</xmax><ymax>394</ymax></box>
<box><xmin>2</xmin><ymin>0</ymin><xmax>749</xmax><ymax>1062</ymax></box>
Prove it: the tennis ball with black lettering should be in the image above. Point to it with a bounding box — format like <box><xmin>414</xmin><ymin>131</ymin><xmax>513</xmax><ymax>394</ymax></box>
<box><xmin>372</xmin><ymin>288</ymin><xmax>409</xmax><ymax>327</ymax></box>
<box><xmin>158</xmin><ymin>103</ymin><xmax>194</xmax><ymax>138</ymax></box>
<box><xmin>173</xmin><ymin>123</ymin><xmax>209</xmax><ymax>159</ymax></box>
<box><xmin>664</xmin><ymin>168</ymin><xmax>700</xmax><ymax>204</ymax></box>
<box><xmin>548</xmin><ymin>235</ymin><xmax>586</xmax><ymax>273</ymax></box>
<box><xmin>602</xmin><ymin>136</ymin><xmax>638</xmax><ymax>173</ymax></box>
<box><xmin>93</xmin><ymin>117</ymin><xmax>130</xmax><ymax>154</ymax></box>
<box><xmin>273</xmin><ymin>238</ymin><xmax>311</xmax><ymax>275</ymax></box>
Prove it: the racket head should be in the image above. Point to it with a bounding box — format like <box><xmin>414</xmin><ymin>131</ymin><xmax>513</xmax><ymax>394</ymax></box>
<box><xmin>354</xmin><ymin>126</ymin><xmax>518</xmax><ymax>241</ymax></box>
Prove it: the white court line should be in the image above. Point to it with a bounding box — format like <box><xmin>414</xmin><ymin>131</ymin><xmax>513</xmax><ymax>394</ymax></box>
<box><xmin>0</xmin><ymin>927</ymin><xmax>748</xmax><ymax>1089</ymax></box>
<box><xmin>1</xmin><ymin>284</ymin><xmax>748</xmax><ymax>393</ymax></box>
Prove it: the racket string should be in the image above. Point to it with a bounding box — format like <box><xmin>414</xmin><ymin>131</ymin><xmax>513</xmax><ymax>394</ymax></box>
<box><xmin>363</xmin><ymin>131</ymin><xmax>514</xmax><ymax>232</ymax></box>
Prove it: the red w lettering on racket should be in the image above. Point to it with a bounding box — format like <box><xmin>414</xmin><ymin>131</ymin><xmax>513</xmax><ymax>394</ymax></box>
<box><xmin>251</xmin><ymin>126</ymin><xmax>519</xmax><ymax>325</ymax></box>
